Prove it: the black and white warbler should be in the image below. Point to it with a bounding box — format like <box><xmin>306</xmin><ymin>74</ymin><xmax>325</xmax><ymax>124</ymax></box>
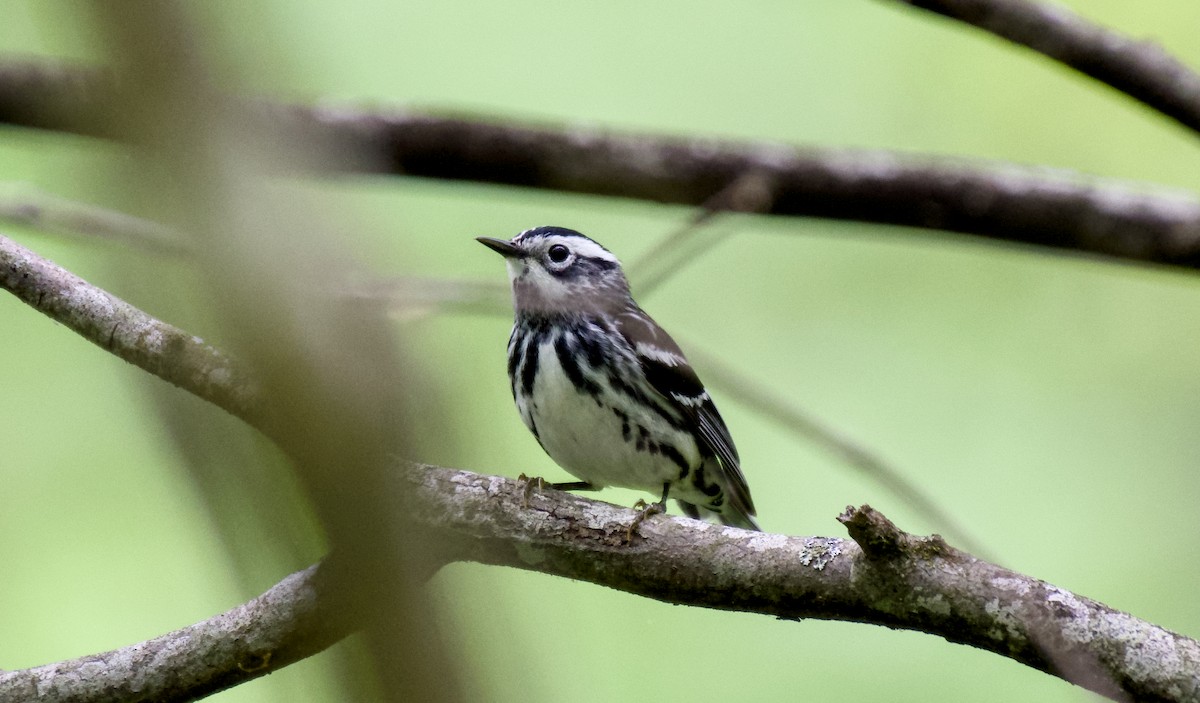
<box><xmin>478</xmin><ymin>226</ymin><xmax>759</xmax><ymax>531</ymax></box>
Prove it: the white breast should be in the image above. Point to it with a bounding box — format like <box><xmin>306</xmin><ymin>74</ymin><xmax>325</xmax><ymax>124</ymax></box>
<box><xmin>517</xmin><ymin>332</ymin><xmax>701</xmax><ymax>493</ymax></box>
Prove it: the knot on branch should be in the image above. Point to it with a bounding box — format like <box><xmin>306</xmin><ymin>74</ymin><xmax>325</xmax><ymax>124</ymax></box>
<box><xmin>837</xmin><ymin>504</ymin><xmax>949</xmax><ymax>560</ymax></box>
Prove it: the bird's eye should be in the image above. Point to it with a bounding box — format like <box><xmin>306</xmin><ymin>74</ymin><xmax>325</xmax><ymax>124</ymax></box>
<box><xmin>547</xmin><ymin>244</ymin><xmax>570</xmax><ymax>264</ymax></box>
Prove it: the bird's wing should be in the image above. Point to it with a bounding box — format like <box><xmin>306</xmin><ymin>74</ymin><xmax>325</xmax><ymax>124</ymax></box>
<box><xmin>615</xmin><ymin>309</ymin><xmax>755</xmax><ymax>515</ymax></box>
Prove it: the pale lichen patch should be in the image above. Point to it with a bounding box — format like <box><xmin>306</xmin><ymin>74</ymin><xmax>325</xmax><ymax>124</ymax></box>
<box><xmin>984</xmin><ymin>598</ymin><xmax>1025</xmax><ymax>643</ymax></box>
<box><xmin>482</xmin><ymin>475</ymin><xmax>505</xmax><ymax>496</ymax></box>
<box><xmin>1118</xmin><ymin>616</ymin><xmax>1182</xmax><ymax>682</ymax></box>
<box><xmin>744</xmin><ymin>532</ymin><xmax>789</xmax><ymax>552</ymax></box>
<box><xmin>447</xmin><ymin>470</ymin><xmax>495</xmax><ymax>498</ymax></box>
<box><xmin>989</xmin><ymin>576</ymin><xmax>1032</xmax><ymax>597</ymax></box>
<box><xmin>83</xmin><ymin>659</ymin><xmax>109</xmax><ymax>678</ymax></box>
<box><xmin>915</xmin><ymin>593</ymin><xmax>952</xmax><ymax>617</ymax></box>
<box><xmin>136</xmin><ymin>324</ymin><xmax>165</xmax><ymax>355</ymax></box>
<box><xmin>797</xmin><ymin>537</ymin><xmax>842</xmax><ymax>571</ymax></box>
<box><xmin>70</xmin><ymin>282</ymin><xmax>116</xmax><ymax>319</ymax></box>
<box><xmin>1046</xmin><ymin>589</ymin><xmax>1092</xmax><ymax>644</ymax></box>
<box><xmin>207</xmin><ymin>366</ymin><xmax>232</xmax><ymax>387</ymax></box>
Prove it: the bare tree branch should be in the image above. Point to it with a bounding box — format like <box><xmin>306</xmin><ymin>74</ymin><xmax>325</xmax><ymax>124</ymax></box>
<box><xmin>2</xmin><ymin>6</ymin><xmax>1198</xmax><ymax>694</ymax></box>
<box><xmin>411</xmin><ymin>470</ymin><xmax>1198</xmax><ymax>703</ymax></box>
<box><xmin>207</xmin><ymin>107</ymin><xmax>1200</xmax><ymax>271</ymax></box>
<box><xmin>882</xmin><ymin>0</ymin><xmax>1200</xmax><ymax>135</ymax></box>
<box><xmin>4</xmin><ymin>466</ymin><xmax>1197</xmax><ymax>702</ymax></box>
<box><xmin>3</xmin><ymin>60</ymin><xmax>1200</xmax><ymax>270</ymax></box>
<box><xmin>0</xmin><ymin>565</ymin><xmax>349</xmax><ymax>703</ymax></box>
<box><xmin>0</xmin><ymin>232</ymin><xmax>257</xmax><ymax>423</ymax></box>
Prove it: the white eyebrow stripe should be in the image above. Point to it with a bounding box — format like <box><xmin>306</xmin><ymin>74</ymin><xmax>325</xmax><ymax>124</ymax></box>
<box><xmin>511</xmin><ymin>228</ymin><xmax>622</xmax><ymax>266</ymax></box>
<box><xmin>535</xmin><ymin>235</ymin><xmax>619</xmax><ymax>264</ymax></box>
<box><xmin>571</xmin><ymin>241</ymin><xmax>619</xmax><ymax>264</ymax></box>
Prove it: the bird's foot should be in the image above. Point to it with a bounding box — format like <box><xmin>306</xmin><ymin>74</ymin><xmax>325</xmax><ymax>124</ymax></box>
<box><xmin>517</xmin><ymin>473</ymin><xmax>545</xmax><ymax>508</ymax></box>
<box><xmin>625</xmin><ymin>499</ymin><xmax>666</xmax><ymax>543</ymax></box>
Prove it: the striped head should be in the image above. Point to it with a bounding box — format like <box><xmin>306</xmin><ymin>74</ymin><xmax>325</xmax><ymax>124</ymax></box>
<box><xmin>477</xmin><ymin>226</ymin><xmax>632</xmax><ymax>317</ymax></box>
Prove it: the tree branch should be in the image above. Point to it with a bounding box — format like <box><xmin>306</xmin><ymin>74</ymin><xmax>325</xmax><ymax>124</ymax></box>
<box><xmin>0</xmin><ymin>233</ymin><xmax>256</xmax><ymax>423</ymax></box>
<box><xmin>409</xmin><ymin>469</ymin><xmax>1199</xmax><ymax>702</ymax></box>
<box><xmin>3</xmin><ymin>60</ymin><xmax>1200</xmax><ymax>270</ymax></box>
<box><xmin>4</xmin><ymin>467</ymin><xmax>1197</xmax><ymax>702</ymax></box>
<box><xmin>0</xmin><ymin>565</ymin><xmax>349</xmax><ymax>703</ymax></box>
<box><xmin>883</xmin><ymin>0</ymin><xmax>1200</xmax><ymax>135</ymax></box>
<box><xmin>186</xmin><ymin>106</ymin><xmax>1200</xmax><ymax>271</ymax></box>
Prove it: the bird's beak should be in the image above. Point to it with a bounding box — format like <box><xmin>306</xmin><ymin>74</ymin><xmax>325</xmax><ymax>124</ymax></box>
<box><xmin>476</xmin><ymin>237</ymin><xmax>524</xmax><ymax>258</ymax></box>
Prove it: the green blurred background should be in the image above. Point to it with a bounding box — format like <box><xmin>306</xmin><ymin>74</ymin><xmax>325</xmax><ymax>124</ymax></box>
<box><xmin>2</xmin><ymin>2</ymin><xmax>1199</xmax><ymax>701</ymax></box>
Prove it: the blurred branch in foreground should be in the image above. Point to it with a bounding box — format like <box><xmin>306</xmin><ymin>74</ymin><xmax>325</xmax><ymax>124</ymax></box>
<box><xmin>3</xmin><ymin>226</ymin><xmax>1199</xmax><ymax>702</ymax></box>
<box><xmin>75</xmin><ymin>4</ymin><xmax>462</xmax><ymax>700</ymax></box>
<box><xmin>3</xmin><ymin>60</ymin><xmax>1200</xmax><ymax>270</ymax></box>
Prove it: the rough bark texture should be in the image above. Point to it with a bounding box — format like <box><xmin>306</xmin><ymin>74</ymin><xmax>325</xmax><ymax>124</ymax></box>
<box><xmin>3</xmin><ymin>467</ymin><xmax>1198</xmax><ymax>703</ymax></box>
<box><xmin>406</xmin><ymin>468</ymin><xmax>1200</xmax><ymax>703</ymax></box>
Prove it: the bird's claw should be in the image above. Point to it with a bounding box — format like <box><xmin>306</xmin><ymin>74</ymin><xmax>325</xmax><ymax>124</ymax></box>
<box><xmin>517</xmin><ymin>473</ymin><xmax>545</xmax><ymax>508</ymax></box>
<box><xmin>625</xmin><ymin>500</ymin><xmax>665</xmax><ymax>543</ymax></box>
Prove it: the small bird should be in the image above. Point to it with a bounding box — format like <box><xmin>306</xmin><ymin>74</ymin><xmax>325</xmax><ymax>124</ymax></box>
<box><xmin>478</xmin><ymin>226</ymin><xmax>759</xmax><ymax>531</ymax></box>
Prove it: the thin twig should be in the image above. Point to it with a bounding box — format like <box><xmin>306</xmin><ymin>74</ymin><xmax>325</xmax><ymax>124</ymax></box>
<box><xmin>627</xmin><ymin>171</ymin><xmax>777</xmax><ymax>298</ymax></box>
<box><xmin>686</xmin><ymin>346</ymin><xmax>990</xmax><ymax>558</ymax></box>
<box><xmin>0</xmin><ymin>184</ymin><xmax>186</xmax><ymax>255</ymax></box>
